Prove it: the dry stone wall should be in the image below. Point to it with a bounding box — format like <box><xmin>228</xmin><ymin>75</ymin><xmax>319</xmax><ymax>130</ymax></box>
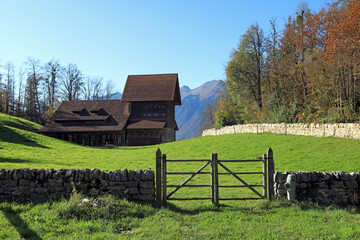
<box><xmin>0</xmin><ymin>168</ymin><xmax>155</xmax><ymax>202</ymax></box>
<box><xmin>274</xmin><ymin>171</ymin><xmax>360</xmax><ymax>206</ymax></box>
<box><xmin>202</xmin><ymin>123</ymin><xmax>360</xmax><ymax>139</ymax></box>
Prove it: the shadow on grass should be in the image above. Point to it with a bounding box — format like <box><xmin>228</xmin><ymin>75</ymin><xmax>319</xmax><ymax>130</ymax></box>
<box><xmin>0</xmin><ymin>157</ymin><xmax>32</xmax><ymax>163</ymax></box>
<box><xmin>0</xmin><ymin>206</ymin><xmax>42</xmax><ymax>240</ymax></box>
<box><xmin>0</xmin><ymin>125</ymin><xmax>48</xmax><ymax>148</ymax></box>
<box><xmin>157</xmin><ymin>201</ymin><xmax>266</xmax><ymax>216</ymax></box>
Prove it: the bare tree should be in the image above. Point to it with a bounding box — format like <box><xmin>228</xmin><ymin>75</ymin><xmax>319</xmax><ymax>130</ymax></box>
<box><xmin>60</xmin><ymin>63</ymin><xmax>83</xmax><ymax>101</ymax></box>
<box><xmin>82</xmin><ymin>76</ymin><xmax>93</xmax><ymax>100</ymax></box>
<box><xmin>43</xmin><ymin>59</ymin><xmax>63</xmax><ymax>113</ymax></box>
<box><xmin>17</xmin><ymin>67</ymin><xmax>25</xmax><ymax>116</ymax></box>
<box><xmin>25</xmin><ymin>58</ymin><xmax>43</xmax><ymax>123</ymax></box>
<box><xmin>4</xmin><ymin>61</ymin><xmax>15</xmax><ymax>114</ymax></box>
<box><xmin>104</xmin><ymin>80</ymin><xmax>116</xmax><ymax>99</ymax></box>
<box><xmin>91</xmin><ymin>77</ymin><xmax>103</xmax><ymax>100</ymax></box>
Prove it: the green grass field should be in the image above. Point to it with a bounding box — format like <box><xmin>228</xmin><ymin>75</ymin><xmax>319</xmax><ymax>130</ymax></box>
<box><xmin>1</xmin><ymin>113</ymin><xmax>360</xmax><ymax>239</ymax></box>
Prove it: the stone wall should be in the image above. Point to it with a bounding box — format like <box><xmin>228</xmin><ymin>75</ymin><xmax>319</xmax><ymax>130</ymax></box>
<box><xmin>274</xmin><ymin>171</ymin><xmax>360</xmax><ymax>206</ymax></box>
<box><xmin>202</xmin><ymin>123</ymin><xmax>360</xmax><ymax>139</ymax></box>
<box><xmin>0</xmin><ymin>168</ymin><xmax>155</xmax><ymax>202</ymax></box>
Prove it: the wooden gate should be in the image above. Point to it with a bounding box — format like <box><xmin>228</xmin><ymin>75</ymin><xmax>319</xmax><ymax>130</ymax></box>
<box><xmin>156</xmin><ymin>148</ymin><xmax>274</xmax><ymax>205</ymax></box>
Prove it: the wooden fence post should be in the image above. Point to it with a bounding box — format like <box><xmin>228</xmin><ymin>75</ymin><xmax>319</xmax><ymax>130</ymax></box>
<box><xmin>211</xmin><ymin>153</ymin><xmax>215</xmax><ymax>204</ymax></box>
<box><xmin>262</xmin><ymin>153</ymin><xmax>267</xmax><ymax>199</ymax></box>
<box><xmin>267</xmin><ymin>147</ymin><xmax>274</xmax><ymax>200</ymax></box>
<box><xmin>162</xmin><ymin>154</ymin><xmax>167</xmax><ymax>205</ymax></box>
<box><xmin>156</xmin><ymin>148</ymin><xmax>162</xmax><ymax>202</ymax></box>
<box><xmin>213</xmin><ymin>153</ymin><xmax>219</xmax><ymax>206</ymax></box>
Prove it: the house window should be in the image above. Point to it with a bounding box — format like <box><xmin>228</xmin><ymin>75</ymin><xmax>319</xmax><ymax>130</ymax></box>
<box><xmin>131</xmin><ymin>102</ymin><xmax>167</xmax><ymax>118</ymax></box>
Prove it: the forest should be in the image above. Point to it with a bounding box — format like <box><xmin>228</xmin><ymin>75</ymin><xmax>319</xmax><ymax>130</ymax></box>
<box><xmin>0</xmin><ymin>58</ymin><xmax>117</xmax><ymax>124</ymax></box>
<box><xmin>213</xmin><ymin>0</ymin><xmax>360</xmax><ymax>128</ymax></box>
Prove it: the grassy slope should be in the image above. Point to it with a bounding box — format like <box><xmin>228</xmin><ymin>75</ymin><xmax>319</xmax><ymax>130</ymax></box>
<box><xmin>1</xmin><ymin>112</ymin><xmax>359</xmax><ymax>172</ymax></box>
<box><xmin>1</xmin><ymin>113</ymin><xmax>360</xmax><ymax>239</ymax></box>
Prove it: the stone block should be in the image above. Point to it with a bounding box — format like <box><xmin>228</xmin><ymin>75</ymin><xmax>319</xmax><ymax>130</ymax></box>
<box><xmin>125</xmin><ymin>188</ymin><xmax>139</xmax><ymax>195</ymax></box>
<box><xmin>101</xmin><ymin>180</ymin><xmax>108</xmax><ymax>187</ymax></box>
<box><xmin>99</xmin><ymin>171</ymin><xmax>105</xmax><ymax>180</ymax></box>
<box><xmin>19</xmin><ymin>179</ymin><xmax>29</xmax><ymax>186</ymax></box>
<box><xmin>84</xmin><ymin>169</ymin><xmax>90</xmax><ymax>181</ymax></box>
<box><xmin>65</xmin><ymin>169</ymin><xmax>75</xmax><ymax>179</ymax></box>
<box><xmin>5</xmin><ymin>170</ymin><xmax>14</xmax><ymax>180</ymax></box>
<box><xmin>90</xmin><ymin>188</ymin><xmax>99</xmax><ymax>196</ymax></box>
<box><xmin>317</xmin><ymin>181</ymin><xmax>328</xmax><ymax>189</ymax></box>
<box><xmin>79</xmin><ymin>169</ymin><xmax>85</xmax><ymax>181</ymax></box>
<box><xmin>12</xmin><ymin>189</ymin><xmax>24</xmax><ymax>196</ymax></box>
<box><xmin>345</xmin><ymin>180</ymin><xmax>358</xmax><ymax>189</ymax></box>
<box><xmin>4</xmin><ymin>180</ymin><xmax>17</xmax><ymax>187</ymax></box>
<box><xmin>0</xmin><ymin>169</ymin><xmax>5</xmax><ymax>180</ymax></box>
<box><xmin>341</xmin><ymin>173</ymin><xmax>351</xmax><ymax>181</ymax></box>
<box><xmin>350</xmin><ymin>172</ymin><xmax>358</xmax><ymax>180</ymax></box>
<box><xmin>300</xmin><ymin>172</ymin><xmax>310</xmax><ymax>182</ymax></box>
<box><xmin>108</xmin><ymin>185</ymin><xmax>126</xmax><ymax>192</ymax></box>
<box><xmin>44</xmin><ymin>169</ymin><xmax>53</xmax><ymax>179</ymax></box>
<box><xmin>128</xmin><ymin>170</ymin><xmax>134</xmax><ymax>181</ymax></box>
<box><xmin>23</xmin><ymin>169</ymin><xmax>29</xmax><ymax>179</ymax></box>
<box><xmin>141</xmin><ymin>170</ymin><xmax>154</xmax><ymax>181</ymax></box>
<box><xmin>134</xmin><ymin>169</ymin><xmax>142</xmax><ymax>181</ymax></box>
<box><xmin>120</xmin><ymin>169</ymin><xmax>128</xmax><ymax>181</ymax></box>
<box><xmin>323</xmin><ymin>172</ymin><xmax>332</xmax><ymax>181</ymax></box>
<box><xmin>109</xmin><ymin>181</ymin><xmax>125</xmax><ymax>187</ymax></box>
<box><xmin>93</xmin><ymin>169</ymin><xmax>100</xmax><ymax>179</ymax></box>
<box><xmin>37</xmin><ymin>169</ymin><xmax>45</xmax><ymax>180</ymax></box>
<box><xmin>274</xmin><ymin>172</ymin><xmax>286</xmax><ymax>183</ymax></box>
<box><xmin>35</xmin><ymin>187</ymin><xmax>48</xmax><ymax>194</ymax></box>
<box><xmin>140</xmin><ymin>188</ymin><xmax>154</xmax><ymax>195</ymax></box>
<box><xmin>331</xmin><ymin>181</ymin><xmax>344</xmax><ymax>188</ymax></box>
<box><xmin>13</xmin><ymin>169</ymin><xmax>21</xmax><ymax>180</ymax></box>
<box><xmin>139</xmin><ymin>181</ymin><xmax>154</xmax><ymax>189</ymax></box>
<box><xmin>125</xmin><ymin>181</ymin><xmax>138</xmax><ymax>188</ymax></box>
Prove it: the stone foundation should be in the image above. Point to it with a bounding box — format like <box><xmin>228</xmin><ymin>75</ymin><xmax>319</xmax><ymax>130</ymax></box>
<box><xmin>274</xmin><ymin>171</ymin><xmax>360</xmax><ymax>206</ymax></box>
<box><xmin>0</xmin><ymin>168</ymin><xmax>155</xmax><ymax>202</ymax></box>
<box><xmin>202</xmin><ymin>123</ymin><xmax>360</xmax><ymax>139</ymax></box>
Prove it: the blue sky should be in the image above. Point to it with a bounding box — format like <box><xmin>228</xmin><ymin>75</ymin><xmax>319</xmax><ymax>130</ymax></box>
<box><xmin>0</xmin><ymin>0</ymin><xmax>327</xmax><ymax>92</ymax></box>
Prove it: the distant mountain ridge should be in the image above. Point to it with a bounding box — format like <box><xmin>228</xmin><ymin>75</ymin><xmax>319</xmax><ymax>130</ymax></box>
<box><xmin>175</xmin><ymin>80</ymin><xmax>224</xmax><ymax>140</ymax></box>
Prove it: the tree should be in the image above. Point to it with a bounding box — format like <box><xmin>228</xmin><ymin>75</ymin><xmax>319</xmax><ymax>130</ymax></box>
<box><xmin>3</xmin><ymin>61</ymin><xmax>15</xmax><ymax>114</ymax></box>
<box><xmin>226</xmin><ymin>23</ymin><xmax>266</xmax><ymax>109</ymax></box>
<box><xmin>103</xmin><ymin>80</ymin><xmax>116</xmax><ymax>99</ymax></box>
<box><xmin>60</xmin><ymin>63</ymin><xmax>83</xmax><ymax>101</ymax></box>
<box><xmin>16</xmin><ymin>67</ymin><xmax>25</xmax><ymax>117</ymax></box>
<box><xmin>25</xmin><ymin>58</ymin><xmax>43</xmax><ymax>123</ymax></box>
<box><xmin>43</xmin><ymin>59</ymin><xmax>63</xmax><ymax>116</ymax></box>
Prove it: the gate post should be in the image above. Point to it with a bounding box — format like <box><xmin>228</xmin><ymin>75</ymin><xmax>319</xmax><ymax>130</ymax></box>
<box><xmin>267</xmin><ymin>147</ymin><xmax>275</xmax><ymax>200</ymax></box>
<box><xmin>212</xmin><ymin>153</ymin><xmax>219</xmax><ymax>206</ymax></box>
<box><xmin>211</xmin><ymin>154</ymin><xmax>215</xmax><ymax>204</ymax></box>
<box><xmin>156</xmin><ymin>148</ymin><xmax>162</xmax><ymax>202</ymax></box>
<box><xmin>262</xmin><ymin>153</ymin><xmax>267</xmax><ymax>199</ymax></box>
<box><xmin>162</xmin><ymin>154</ymin><xmax>167</xmax><ymax>205</ymax></box>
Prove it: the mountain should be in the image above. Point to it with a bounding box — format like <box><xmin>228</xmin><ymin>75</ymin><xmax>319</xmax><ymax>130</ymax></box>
<box><xmin>110</xmin><ymin>92</ymin><xmax>122</xmax><ymax>99</ymax></box>
<box><xmin>175</xmin><ymin>80</ymin><xmax>224</xmax><ymax>140</ymax></box>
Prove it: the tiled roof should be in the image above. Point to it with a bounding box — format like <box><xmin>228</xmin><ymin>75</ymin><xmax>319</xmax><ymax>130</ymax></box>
<box><xmin>39</xmin><ymin>100</ymin><xmax>129</xmax><ymax>133</ymax></box>
<box><xmin>121</xmin><ymin>73</ymin><xmax>181</xmax><ymax>105</ymax></box>
<box><xmin>126</xmin><ymin>120</ymin><xmax>166</xmax><ymax>129</ymax></box>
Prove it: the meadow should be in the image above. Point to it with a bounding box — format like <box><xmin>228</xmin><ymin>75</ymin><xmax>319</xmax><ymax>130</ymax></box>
<box><xmin>1</xmin><ymin>113</ymin><xmax>360</xmax><ymax>239</ymax></box>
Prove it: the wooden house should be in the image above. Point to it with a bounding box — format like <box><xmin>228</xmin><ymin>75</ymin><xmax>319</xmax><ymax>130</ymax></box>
<box><xmin>39</xmin><ymin>73</ymin><xmax>181</xmax><ymax>146</ymax></box>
